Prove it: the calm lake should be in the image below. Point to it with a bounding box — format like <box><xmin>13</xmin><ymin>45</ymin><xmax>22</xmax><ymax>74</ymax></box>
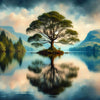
<box><xmin>0</xmin><ymin>52</ymin><xmax>100</xmax><ymax>100</ymax></box>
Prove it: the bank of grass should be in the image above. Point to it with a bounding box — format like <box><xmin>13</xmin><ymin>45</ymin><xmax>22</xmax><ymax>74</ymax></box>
<box><xmin>37</xmin><ymin>47</ymin><xmax>64</xmax><ymax>57</ymax></box>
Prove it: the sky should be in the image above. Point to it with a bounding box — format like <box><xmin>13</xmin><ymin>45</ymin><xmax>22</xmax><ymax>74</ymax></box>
<box><xmin>0</xmin><ymin>0</ymin><xmax>100</xmax><ymax>40</ymax></box>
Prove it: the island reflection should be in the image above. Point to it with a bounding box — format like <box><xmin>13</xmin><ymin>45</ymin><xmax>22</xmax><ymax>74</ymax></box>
<box><xmin>27</xmin><ymin>54</ymin><xmax>79</xmax><ymax>96</ymax></box>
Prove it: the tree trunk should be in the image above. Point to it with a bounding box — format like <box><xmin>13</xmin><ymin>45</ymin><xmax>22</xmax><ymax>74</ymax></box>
<box><xmin>50</xmin><ymin>56</ymin><xmax>54</xmax><ymax>68</ymax></box>
<box><xmin>50</xmin><ymin>56</ymin><xmax>55</xmax><ymax>83</ymax></box>
<box><xmin>50</xmin><ymin>40</ymin><xmax>54</xmax><ymax>49</ymax></box>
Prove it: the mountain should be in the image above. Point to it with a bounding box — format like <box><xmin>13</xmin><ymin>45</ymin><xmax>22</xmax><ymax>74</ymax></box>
<box><xmin>80</xmin><ymin>30</ymin><xmax>100</xmax><ymax>46</ymax></box>
<box><xmin>70</xmin><ymin>30</ymin><xmax>100</xmax><ymax>51</ymax></box>
<box><xmin>0</xmin><ymin>27</ymin><xmax>34</xmax><ymax>51</ymax></box>
<box><xmin>0</xmin><ymin>26</ymin><xmax>28</xmax><ymax>42</ymax></box>
<box><xmin>0</xmin><ymin>28</ymin><xmax>18</xmax><ymax>43</ymax></box>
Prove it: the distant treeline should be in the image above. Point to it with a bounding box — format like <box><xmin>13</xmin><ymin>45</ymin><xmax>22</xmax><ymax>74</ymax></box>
<box><xmin>0</xmin><ymin>31</ymin><xmax>26</xmax><ymax>53</ymax></box>
<box><xmin>70</xmin><ymin>44</ymin><xmax>100</xmax><ymax>52</ymax></box>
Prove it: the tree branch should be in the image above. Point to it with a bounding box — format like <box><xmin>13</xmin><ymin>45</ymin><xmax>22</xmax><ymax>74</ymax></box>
<box><xmin>54</xmin><ymin>27</ymin><xmax>66</xmax><ymax>40</ymax></box>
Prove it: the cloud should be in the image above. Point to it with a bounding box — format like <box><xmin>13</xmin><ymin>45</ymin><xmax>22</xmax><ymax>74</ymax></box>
<box><xmin>0</xmin><ymin>0</ymin><xmax>40</xmax><ymax>9</ymax></box>
<box><xmin>73</xmin><ymin>16</ymin><xmax>100</xmax><ymax>40</ymax></box>
<box><xmin>0</xmin><ymin>8</ymin><xmax>38</xmax><ymax>33</ymax></box>
<box><xmin>0</xmin><ymin>11</ymin><xmax>6</xmax><ymax>19</ymax></box>
<box><xmin>0</xmin><ymin>0</ymin><xmax>100</xmax><ymax>16</ymax></box>
<box><xmin>0</xmin><ymin>2</ymin><xmax>100</xmax><ymax>40</ymax></box>
<box><xmin>0</xmin><ymin>3</ymin><xmax>100</xmax><ymax>40</ymax></box>
<box><xmin>0</xmin><ymin>13</ymin><xmax>28</xmax><ymax>33</ymax></box>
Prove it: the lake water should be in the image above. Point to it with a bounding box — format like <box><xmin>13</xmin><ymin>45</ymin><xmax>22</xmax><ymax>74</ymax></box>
<box><xmin>0</xmin><ymin>52</ymin><xmax>100</xmax><ymax>100</ymax></box>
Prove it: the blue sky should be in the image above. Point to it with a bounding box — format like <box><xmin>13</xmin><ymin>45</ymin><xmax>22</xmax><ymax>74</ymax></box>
<box><xmin>0</xmin><ymin>0</ymin><xmax>100</xmax><ymax>40</ymax></box>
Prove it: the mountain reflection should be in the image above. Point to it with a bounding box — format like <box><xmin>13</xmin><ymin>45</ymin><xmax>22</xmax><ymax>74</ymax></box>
<box><xmin>72</xmin><ymin>51</ymin><xmax>100</xmax><ymax>71</ymax></box>
<box><xmin>27</xmin><ymin>54</ymin><xmax>79</xmax><ymax>96</ymax></box>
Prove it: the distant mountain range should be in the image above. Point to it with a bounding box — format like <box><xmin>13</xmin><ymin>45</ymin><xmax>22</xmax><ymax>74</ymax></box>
<box><xmin>80</xmin><ymin>30</ymin><xmax>100</xmax><ymax>46</ymax></box>
<box><xmin>0</xmin><ymin>26</ymin><xmax>37</xmax><ymax>51</ymax></box>
<box><xmin>0</xmin><ymin>26</ymin><xmax>28</xmax><ymax>42</ymax></box>
<box><xmin>70</xmin><ymin>30</ymin><xmax>100</xmax><ymax>51</ymax></box>
<box><xmin>0</xmin><ymin>27</ymin><xmax>18</xmax><ymax>42</ymax></box>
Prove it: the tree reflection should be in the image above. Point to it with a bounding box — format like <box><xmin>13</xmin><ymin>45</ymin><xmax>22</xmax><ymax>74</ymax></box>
<box><xmin>14</xmin><ymin>52</ymin><xmax>25</xmax><ymax>66</ymax></box>
<box><xmin>0</xmin><ymin>52</ymin><xmax>14</xmax><ymax>72</ymax></box>
<box><xmin>0</xmin><ymin>52</ymin><xmax>25</xmax><ymax>73</ymax></box>
<box><xmin>0</xmin><ymin>52</ymin><xmax>6</xmax><ymax>62</ymax></box>
<box><xmin>27</xmin><ymin>54</ymin><xmax>79</xmax><ymax>96</ymax></box>
<box><xmin>28</xmin><ymin>60</ymin><xmax>46</xmax><ymax>73</ymax></box>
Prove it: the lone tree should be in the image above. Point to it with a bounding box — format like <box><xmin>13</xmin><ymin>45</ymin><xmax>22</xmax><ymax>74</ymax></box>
<box><xmin>26</xmin><ymin>11</ymin><xmax>79</xmax><ymax>49</ymax></box>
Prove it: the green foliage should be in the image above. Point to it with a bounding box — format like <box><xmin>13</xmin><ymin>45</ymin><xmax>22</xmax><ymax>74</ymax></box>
<box><xmin>0</xmin><ymin>53</ymin><xmax>14</xmax><ymax>72</ymax></box>
<box><xmin>31</xmin><ymin>43</ymin><xmax>43</xmax><ymax>47</ymax></box>
<box><xmin>28</xmin><ymin>60</ymin><xmax>45</xmax><ymax>73</ymax></box>
<box><xmin>38</xmin><ymin>11</ymin><xmax>65</xmax><ymax>22</ymax></box>
<box><xmin>65</xmin><ymin>29</ymin><xmax>78</xmax><ymax>35</ymax></box>
<box><xmin>19</xmin><ymin>37</ymin><xmax>23</xmax><ymax>45</ymax></box>
<box><xmin>70</xmin><ymin>43</ymin><xmax>100</xmax><ymax>51</ymax></box>
<box><xmin>59</xmin><ymin>29</ymin><xmax>80</xmax><ymax>44</ymax></box>
<box><xmin>28</xmin><ymin>66</ymin><xmax>42</xmax><ymax>73</ymax></box>
<box><xmin>0</xmin><ymin>31</ymin><xmax>9</xmax><ymax>49</ymax></box>
<box><xmin>14</xmin><ymin>39</ymin><xmax>26</xmax><ymax>53</ymax></box>
<box><xmin>0</xmin><ymin>30</ymin><xmax>26</xmax><ymax>53</ymax></box>
<box><xmin>27</xmin><ymin>55</ymin><xmax>79</xmax><ymax>96</ymax></box>
<box><xmin>0</xmin><ymin>31</ymin><xmax>26</xmax><ymax>71</ymax></box>
<box><xmin>38</xmin><ymin>47</ymin><xmax>64</xmax><ymax>57</ymax></box>
<box><xmin>0</xmin><ymin>51</ymin><xmax>25</xmax><ymax>72</ymax></box>
<box><xmin>0</xmin><ymin>52</ymin><xmax>6</xmax><ymax>62</ymax></box>
<box><xmin>0</xmin><ymin>42</ymin><xmax>6</xmax><ymax>52</ymax></box>
<box><xmin>26</xmin><ymin>11</ymin><xmax>79</xmax><ymax>49</ymax></box>
<box><xmin>27</xmin><ymin>11</ymin><xmax>73</xmax><ymax>35</ymax></box>
<box><xmin>0</xmin><ymin>31</ymin><xmax>15</xmax><ymax>52</ymax></box>
<box><xmin>8</xmin><ymin>39</ymin><xmax>15</xmax><ymax>52</ymax></box>
<box><xmin>59</xmin><ymin>38</ymin><xmax>79</xmax><ymax>44</ymax></box>
<box><xmin>59</xmin><ymin>39</ymin><xmax>69</xmax><ymax>44</ymax></box>
<box><xmin>28</xmin><ymin>34</ymin><xmax>42</xmax><ymax>42</ymax></box>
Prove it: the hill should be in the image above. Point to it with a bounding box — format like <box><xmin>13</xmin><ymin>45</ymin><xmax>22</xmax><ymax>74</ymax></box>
<box><xmin>0</xmin><ymin>27</ymin><xmax>34</xmax><ymax>51</ymax></box>
<box><xmin>0</xmin><ymin>28</ymin><xmax>18</xmax><ymax>42</ymax></box>
<box><xmin>0</xmin><ymin>26</ymin><xmax>28</xmax><ymax>42</ymax></box>
<box><xmin>70</xmin><ymin>30</ymin><xmax>100</xmax><ymax>51</ymax></box>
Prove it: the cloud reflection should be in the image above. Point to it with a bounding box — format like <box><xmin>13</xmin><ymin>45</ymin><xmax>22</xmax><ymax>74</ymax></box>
<box><xmin>0</xmin><ymin>54</ymin><xmax>100</xmax><ymax>99</ymax></box>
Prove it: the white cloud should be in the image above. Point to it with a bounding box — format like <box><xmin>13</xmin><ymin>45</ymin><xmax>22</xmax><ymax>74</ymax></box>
<box><xmin>73</xmin><ymin>16</ymin><xmax>100</xmax><ymax>40</ymax></box>
<box><xmin>0</xmin><ymin>3</ymin><xmax>100</xmax><ymax>40</ymax></box>
<box><xmin>0</xmin><ymin>9</ymin><xmax>36</xmax><ymax>34</ymax></box>
<box><xmin>0</xmin><ymin>4</ymin><xmax>48</xmax><ymax>34</ymax></box>
<box><xmin>0</xmin><ymin>12</ymin><xmax>7</xmax><ymax>19</ymax></box>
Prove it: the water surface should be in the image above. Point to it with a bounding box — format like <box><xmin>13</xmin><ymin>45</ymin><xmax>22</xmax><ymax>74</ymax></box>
<box><xmin>0</xmin><ymin>52</ymin><xmax>100</xmax><ymax>100</ymax></box>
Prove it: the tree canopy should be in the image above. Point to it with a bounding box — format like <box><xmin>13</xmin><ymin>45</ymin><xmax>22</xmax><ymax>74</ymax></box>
<box><xmin>26</xmin><ymin>11</ymin><xmax>79</xmax><ymax>48</ymax></box>
<box><xmin>27</xmin><ymin>55</ymin><xmax>79</xmax><ymax>96</ymax></box>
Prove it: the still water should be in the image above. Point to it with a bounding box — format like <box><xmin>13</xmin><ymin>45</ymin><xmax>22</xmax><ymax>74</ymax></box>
<box><xmin>0</xmin><ymin>52</ymin><xmax>100</xmax><ymax>100</ymax></box>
